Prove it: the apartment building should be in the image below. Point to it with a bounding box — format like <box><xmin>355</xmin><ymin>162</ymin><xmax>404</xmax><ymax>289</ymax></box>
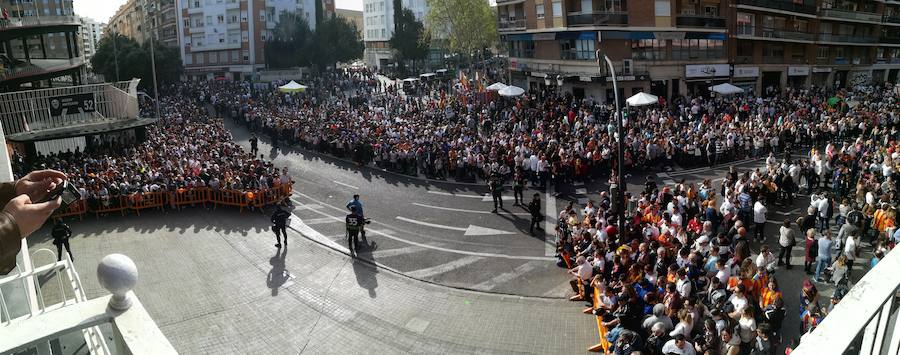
<box><xmin>498</xmin><ymin>0</ymin><xmax>900</xmax><ymax>102</ymax></box>
<box><xmin>79</xmin><ymin>16</ymin><xmax>103</xmax><ymax>62</ymax></box>
<box><xmin>336</xmin><ymin>8</ymin><xmax>364</xmax><ymax>39</ymax></box>
<box><xmin>175</xmin><ymin>0</ymin><xmax>317</xmax><ymax>81</ymax></box>
<box><xmin>108</xmin><ymin>0</ymin><xmax>178</xmax><ymax>47</ymax></box>
<box><xmin>362</xmin><ymin>0</ymin><xmax>427</xmax><ymax>68</ymax></box>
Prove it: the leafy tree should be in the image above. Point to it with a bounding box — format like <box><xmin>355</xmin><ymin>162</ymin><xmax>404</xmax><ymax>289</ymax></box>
<box><xmin>390</xmin><ymin>2</ymin><xmax>429</xmax><ymax>71</ymax></box>
<box><xmin>265</xmin><ymin>11</ymin><xmax>314</xmax><ymax>68</ymax></box>
<box><xmin>425</xmin><ymin>0</ymin><xmax>497</xmax><ymax>60</ymax></box>
<box><xmin>91</xmin><ymin>33</ymin><xmax>181</xmax><ymax>94</ymax></box>
<box><xmin>307</xmin><ymin>16</ymin><xmax>364</xmax><ymax>70</ymax></box>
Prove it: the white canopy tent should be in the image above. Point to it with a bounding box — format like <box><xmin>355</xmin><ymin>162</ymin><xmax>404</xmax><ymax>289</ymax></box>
<box><xmin>278</xmin><ymin>80</ymin><xmax>307</xmax><ymax>93</ymax></box>
<box><xmin>486</xmin><ymin>82</ymin><xmax>508</xmax><ymax>91</ymax></box>
<box><xmin>709</xmin><ymin>83</ymin><xmax>744</xmax><ymax>95</ymax></box>
<box><xmin>625</xmin><ymin>92</ymin><xmax>658</xmax><ymax>107</ymax></box>
<box><xmin>498</xmin><ymin>85</ymin><xmax>525</xmax><ymax>97</ymax></box>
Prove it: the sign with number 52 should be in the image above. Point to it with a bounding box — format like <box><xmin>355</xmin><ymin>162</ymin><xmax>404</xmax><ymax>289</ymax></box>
<box><xmin>48</xmin><ymin>93</ymin><xmax>97</xmax><ymax>117</ymax></box>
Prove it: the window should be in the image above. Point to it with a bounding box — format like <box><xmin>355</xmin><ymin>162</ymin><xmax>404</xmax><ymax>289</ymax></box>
<box><xmin>242</xmin><ymin>50</ymin><xmax>249</xmax><ymax>61</ymax></box>
<box><xmin>217</xmin><ymin>15</ymin><xmax>224</xmax><ymax>24</ymax></box>
<box><xmin>602</xmin><ymin>0</ymin><xmax>624</xmax><ymax>12</ymax></box>
<box><xmin>581</xmin><ymin>0</ymin><xmax>592</xmax><ymax>13</ymax></box>
<box><xmin>209</xmin><ymin>52</ymin><xmax>217</xmax><ymax>63</ymax></box>
<box><xmin>672</xmin><ymin>39</ymin><xmax>724</xmax><ymax>60</ymax></box>
<box><xmin>791</xmin><ymin>45</ymin><xmax>805</xmax><ymax>60</ymax></box>
<box><xmin>536</xmin><ymin>4</ymin><xmax>544</xmax><ymax>19</ymax></box>
<box><xmin>834</xmin><ymin>47</ymin><xmax>844</xmax><ymax>59</ymax></box>
<box><xmin>552</xmin><ymin>1</ymin><xmax>562</xmax><ymax>17</ymax></box>
<box><xmin>654</xmin><ymin>0</ymin><xmax>670</xmax><ymax>16</ymax></box>
<box><xmin>632</xmin><ymin>39</ymin><xmax>666</xmax><ymax>61</ymax></box>
<box><xmin>762</xmin><ymin>43</ymin><xmax>784</xmax><ymax>59</ymax></box>
<box><xmin>231</xmin><ymin>50</ymin><xmax>238</xmax><ymax>61</ymax></box>
<box><xmin>877</xmin><ymin>48</ymin><xmax>885</xmax><ymax>59</ymax></box>
<box><xmin>196</xmin><ymin>53</ymin><xmax>204</xmax><ymax>64</ymax></box>
<box><xmin>560</xmin><ymin>39</ymin><xmax>595</xmax><ymax>60</ymax></box>
<box><xmin>206</xmin><ymin>16</ymin><xmax>212</xmax><ymax>26</ymax></box>
<box><xmin>218</xmin><ymin>34</ymin><xmax>225</xmax><ymax>43</ymax></box>
<box><xmin>736</xmin><ymin>12</ymin><xmax>753</xmax><ymax>35</ymax></box>
<box><xmin>736</xmin><ymin>41</ymin><xmax>753</xmax><ymax>60</ymax></box>
<box><xmin>508</xmin><ymin>40</ymin><xmax>535</xmax><ymax>58</ymax></box>
<box><xmin>816</xmin><ymin>46</ymin><xmax>828</xmax><ymax>59</ymax></box>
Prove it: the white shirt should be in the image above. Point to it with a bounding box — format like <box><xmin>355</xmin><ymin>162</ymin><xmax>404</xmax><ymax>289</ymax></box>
<box><xmin>753</xmin><ymin>201</ymin><xmax>767</xmax><ymax>224</ymax></box>
<box><xmin>662</xmin><ymin>339</ymin><xmax>696</xmax><ymax>355</ymax></box>
<box><xmin>676</xmin><ymin>278</ymin><xmax>692</xmax><ymax>298</ymax></box>
<box><xmin>756</xmin><ymin>252</ymin><xmax>776</xmax><ymax>270</ymax></box>
<box><xmin>844</xmin><ymin>236</ymin><xmax>857</xmax><ymax>261</ymax></box>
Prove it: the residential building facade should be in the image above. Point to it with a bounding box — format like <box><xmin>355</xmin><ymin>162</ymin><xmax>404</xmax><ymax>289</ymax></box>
<box><xmin>79</xmin><ymin>16</ymin><xmax>104</xmax><ymax>63</ymax></box>
<box><xmin>108</xmin><ymin>0</ymin><xmax>178</xmax><ymax>47</ymax></box>
<box><xmin>175</xmin><ymin>0</ymin><xmax>317</xmax><ymax>81</ymax></box>
<box><xmin>497</xmin><ymin>0</ymin><xmax>900</xmax><ymax>102</ymax></box>
<box><xmin>336</xmin><ymin>8</ymin><xmax>363</xmax><ymax>39</ymax></box>
<box><xmin>363</xmin><ymin>0</ymin><xmax>428</xmax><ymax>68</ymax></box>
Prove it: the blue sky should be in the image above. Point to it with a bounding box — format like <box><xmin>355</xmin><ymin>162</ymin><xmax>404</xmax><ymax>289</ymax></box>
<box><xmin>74</xmin><ymin>0</ymin><xmax>364</xmax><ymax>23</ymax></box>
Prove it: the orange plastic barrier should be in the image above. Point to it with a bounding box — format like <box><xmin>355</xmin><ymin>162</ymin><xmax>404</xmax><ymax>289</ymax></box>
<box><xmin>210</xmin><ymin>189</ymin><xmax>252</xmax><ymax>213</ymax></box>
<box><xmin>130</xmin><ymin>192</ymin><xmax>167</xmax><ymax>215</ymax></box>
<box><xmin>587</xmin><ymin>287</ymin><xmax>611</xmax><ymax>353</ymax></box>
<box><xmin>94</xmin><ymin>195</ymin><xmax>128</xmax><ymax>218</ymax></box>
<box><xmin>171</xmin><ymin>188</ymin><xmax>209</xmax><ymax>209</ymax></box>
<box><xmin>54</xmin><ymin>199</ymin><xmax>86</xmax><ymax>220</ymax></box>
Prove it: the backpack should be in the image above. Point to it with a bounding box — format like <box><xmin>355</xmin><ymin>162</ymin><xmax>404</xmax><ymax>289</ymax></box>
<box><xmin>808</xmin><ymin>240</ymin><xmax>819</xmax><ymax>258</ymax></box>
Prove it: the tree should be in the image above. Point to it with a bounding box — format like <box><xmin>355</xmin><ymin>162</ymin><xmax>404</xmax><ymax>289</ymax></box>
<box><xmin>265</xmin><ymin>11</ymin><xmax>314</xmax><ymax>69</ymax></box>
<box><xmin>425</xmin><ymin>0</ymin><xmax>497</xmax><ymax>60</ymax></box>
<box><xmin>91</xmin><ymin>33</ymin><xmax>182</xmax><ymax>93</ymax></box>
<box><xmin>390</xmin><ymin>4</ymin><xmax>429</xmax><ymax>71</ymax></box>
<box><xmin>307</xmin><ymin>16</ymin><xmax>364</xmax><ymax>70</ymax></box>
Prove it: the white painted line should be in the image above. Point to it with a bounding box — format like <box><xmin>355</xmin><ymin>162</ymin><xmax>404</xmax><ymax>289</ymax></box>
<box><xmin>471</xmin><ymin>261</ymin><xmax>539</xmax><ymax>291</ymax></box>
<box><xmin>332</xmin><ymin>180</ymin><xmax>359</xmax><ymax>190</ymax></box>
<box><xmin>294</xmin><ymin>203</ymin><xmax>323</xmax><ymax>210</ymax></box>
<box><xmin>291</xmin><ymin>195</ymin><xmax>555</xmax><ymax>261</ymax></box>
<box><xmin>427</xmin><ymin>190</ymin><xmax>483</xmax><ymax>198</ymax></box>
<box><xmin>575</xmin><ymin>188</ymin><xmax>587</xmax><ymax>195</ymax></box>
<box><xmin>577</xmin><ymin>197</ymin><xmax>589</xmax><ymax>205</ymax></box>
<box><xmin>304</xmin><ymin>217</ymin><xmax>342</xmax><ymax>225</ymax></box>
<box><xmin>288</xmin><ymin>214</ymin><xmax>348</xmax><ymax>253</ymax></box>
<box><xmin>573</xmin><ymin>182</ymin><xmax>585</xmax><ymax>187</ymax></box>
<box><xmin>374</xmin><ymin>246</ymin><xmax>426</xmax><ymax>258</ymax></box>
<box><xmin>663</xmin><ymin>179</ymin><xmax>676</xmax><ymax>186</ymax></box>
<box><xmin>411</xmin><ymin>202</ymin><xmax>531</xmax><ymax>216</ymax></box>
<box><xmin>480</xmin><ymin>194</ymin><xmax>515</xmax><ymax>202</ymax></box>
<box><xmin>395</xmin><ymin>216</ymin><xmax>515</xmax><ymax>236</ymax></box>
<box><xmin>405</xmin><ymin>256</ymin><xmax>484</xmax><ymax>278</ymax></box>
<box><xmin>545</xmin><ymin>186</ymin><xmax>557</xmax><ymax>257</ymax></box>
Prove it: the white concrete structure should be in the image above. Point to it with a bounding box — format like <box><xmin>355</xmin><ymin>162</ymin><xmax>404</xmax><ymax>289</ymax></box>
<box><xmin>362</xmin><ymin>0</ymin><xmax>428</xmax><ymax>68</ymax></box>
<box><xmin>175</xmin><ymin>0</ymin><xmax>317</xmax><ymax>81</ymax></box>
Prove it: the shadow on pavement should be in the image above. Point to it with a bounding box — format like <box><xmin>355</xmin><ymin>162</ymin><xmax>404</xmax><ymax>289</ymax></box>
<box><xmin>353</xmin><ymin>239</ymin><xmax>379</xmax><ymax>298</ymax></box>
<box><xmin>267</xmin><ymin>245</ymin><xmax>289</xmax><ymax>296</ymax></box>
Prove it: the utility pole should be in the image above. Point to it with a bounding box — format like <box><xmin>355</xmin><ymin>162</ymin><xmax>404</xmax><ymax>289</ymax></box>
<box><xmin>144</xmin><ymin>3</ymin><xmax>161</xmax><ymax>119</ymax></box>
<box><xmin>597</xmin><ymin>50</ymin><xmax>624</xmax><ymax>234</ymax></box>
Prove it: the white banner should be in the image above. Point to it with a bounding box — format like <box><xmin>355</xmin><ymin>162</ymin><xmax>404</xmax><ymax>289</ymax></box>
<box><xmin>685</xmin><ymin>64</ymin><xmax>730</xmax><ymax>78</ymax></box>
<box><xmin>788</xmin><ymin>66</ymin><xmax>810</xmax><ymax>76</ymax></box>
<box><xmin>733</xmin><ymin>66</ymin><xmax>760</xmax><ymax>78</ymax></box>
<box><xmin>812</xmin><ymin>67</ymin><xmax>832</xmax><ymax>73</ymax></box>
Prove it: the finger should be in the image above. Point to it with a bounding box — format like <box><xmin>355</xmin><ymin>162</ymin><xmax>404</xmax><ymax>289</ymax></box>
<box><xmin>24</xmin><ymin>197</ymin><xmax>61</xmax><ymax>214</ymax></box>
<box><xmin>26</xmin><ymin>170</ymin><xmax>67</xmax><ymax>182</ymax></box>
<box><xmin>11</xmin><ymin>193</ymin><xmax>32</xmax><ymax>205</ymax></box>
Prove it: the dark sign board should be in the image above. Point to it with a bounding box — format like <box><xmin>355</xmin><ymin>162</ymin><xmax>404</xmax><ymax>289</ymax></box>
<box><xmin>48</xmin><ymin>93</ymin><xmax>96</xmax><ymax>117</ymax></box>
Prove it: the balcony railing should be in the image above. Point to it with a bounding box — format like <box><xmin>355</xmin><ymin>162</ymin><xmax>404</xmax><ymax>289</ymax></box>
<box><xmin>498</xmin><ymin>18</ymin><xmax>526</xmax><ymax>30</ymax></box>
<box><xmin>820</xmin><ymin>8</ymin><xmax>882</xmax><ymax>22</ymax></box>
<box><xmin>881</xmin><ymin>35</ymin><xmax>900</xmax><ymax>44</ymax></box>
<box><xmin>819</xmin><ymin>33</ymin><xmax>878</xmax><ymax>43</ymax></box>
<box><xmin>0</xmin><ymin>15</ymin><xmax>80</xmax><ymax>29</ymax></box>
<box><xmin>885</xmin><ymin>15</ymin><xmax>900</xmax><ymax>25</ymax></box>
<box><xmin>794</xmin><ymin>247</ymin><xmax>900</xmax><ymax>354</ymax></box>
<box><xmin>736</xmin><ymin>26</ymin><xmax>816</xmax><ymax>41</ymax></box>
<box><xmin>676</xmin><ymin>15</ymin><xmax>726</xmax><ymax>28</ymax></box>
<box><xmin>735</xmin><ymin>0</ymin><xmax>815</xmax><ymax>14</ymax></box>
<box><xmin>566</xmin><ymin>11</ymin><xmax>628</xmax><ymax>27</ymax></box>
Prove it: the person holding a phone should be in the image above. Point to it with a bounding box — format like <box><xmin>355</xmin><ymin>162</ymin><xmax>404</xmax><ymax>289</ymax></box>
<box><xmin>1</xmin><ymin>169</ymin><xmax>67</xmax><ymax>275</ymax></box>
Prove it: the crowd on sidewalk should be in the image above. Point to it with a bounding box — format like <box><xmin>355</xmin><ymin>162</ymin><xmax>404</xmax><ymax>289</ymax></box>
<box><xmin>555</xmin><ymin>88</ymin><xmax>899</xmax><ymax>354</ymax></box>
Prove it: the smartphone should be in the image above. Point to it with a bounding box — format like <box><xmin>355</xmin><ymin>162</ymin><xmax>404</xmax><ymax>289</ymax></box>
<box><xmin>39</xmin><ymin>180</ymin><xmax>81</xmax><ymax>211</ymax></box>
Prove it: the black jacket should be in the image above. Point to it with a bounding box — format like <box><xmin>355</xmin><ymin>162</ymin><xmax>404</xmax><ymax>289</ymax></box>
<box><xmin>52</xmin><ymin>223</ymin><xmax>71</xmax><ymax>244</ymax></box>
<box><xmin>271</xmin><ymin>209</ymin><xmax>290</xmax><ymax>227</ymax></box>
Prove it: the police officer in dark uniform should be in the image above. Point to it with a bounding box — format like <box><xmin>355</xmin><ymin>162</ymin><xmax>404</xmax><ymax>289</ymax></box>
<box><xmin>250</xmin><ymin>133</ymin><xmax>259</xmax><ymax>156</ymax></box>
<box><xmin>528</xmin><ymin>193</ymin><xmax>543</xmax><ymax>234</ymax></box>
<box><xmin>52</xmin><ymin>220</ymin><xmax>73</xmax><ymax>262</ymax></box>
<box><xmin>489</xmin><ymin>171</ymin><xmax>504</xmax><ymax>213</ymax></box>
<box><xmin>271</xmin><ymin>205</ymin><xmax>290</xmax><ymax>248</ymax></box>
<box><xmin>513</xmin><ymin>169</ymin><xmax>525</xmax><ymax>206</ymax></box>
<box><xmin>345</xmin><ymin>206</ymin><xmax>365</xmax><ymax>253</ymax></box>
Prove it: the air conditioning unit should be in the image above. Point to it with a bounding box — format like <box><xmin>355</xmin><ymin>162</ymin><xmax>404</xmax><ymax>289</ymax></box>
<box><xmin>622</xmin><ymin>59</ymin><xmax>633</xmax><ymax>75</ymax></box>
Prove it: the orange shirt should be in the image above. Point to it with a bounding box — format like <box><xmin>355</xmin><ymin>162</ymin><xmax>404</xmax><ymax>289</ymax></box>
<box><xmin>760</xmin><ymin>288</ymin><xmax>782</xmax><ymax>308</ymax></box>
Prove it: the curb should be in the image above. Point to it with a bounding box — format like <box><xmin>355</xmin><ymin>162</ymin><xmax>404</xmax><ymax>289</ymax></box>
<box><xmin>286</xmin><ymin>219</ymin><xmax>569</xmax><ymax>301</ymax></box>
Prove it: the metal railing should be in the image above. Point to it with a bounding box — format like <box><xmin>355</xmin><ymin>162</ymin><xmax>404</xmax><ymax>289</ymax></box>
<box><xmin>498</xmin><ymin>18</ymin><xmax>526</xmax><ymax>30</ymax></box>
<box><xmin>881</xmin><ymin>35</ymin><xmax>900</xmax><ymax>44</ymax></box>
<box><xmin>675</xmin><ymin>15</ymin><xmax>726</xmax><ymax>28</ymax></box>
<box><xmin>0</xmin><ymin>15</ymin><xmax>80</xmax><ymax>29</ymax></box>
<box><xmin>0</xmin><ymin>79</ymin><xmax>140</xmax><ymax>135</ymax></box>
<box><xmin>736</xmin><ymin>26</ymin><xmax>816</xmax><ymax>41</ymax></box>
<box><xmin>794</xmin><ymin>247</ymin><xmax>900</xmax><ymax>355</ymax></box>
<box><xmin>819</xmin><ymin>33</ymin><xmax>878</xmax><ymax>43</ymax></box>
<box><xmin>885</xmin><ymin>15</ymin><xmax>900</xmax><ymax>25</ymax></box>
<box><xmin>0</xmin><ymin>253</ymin><xmax>177</xmax><ymax>355</ymax></box>
<box><xmin>820</xmin><ymin>8</ymin><xmax>882</xmax><ymax>22</ymax></box>
<box><xmin>736</xmin><ymin>0</ymin><xmax>816</xmax><ymax>14</ymax></box>
<box><xmin>566</xmin><ymin>11</ymin><xmax>628</xmax><ymax>26</ymax></box>
<box><xmin>0</xmin><ymin>57</ymin><xmax>86</xmax><ymax>82</ymax></box>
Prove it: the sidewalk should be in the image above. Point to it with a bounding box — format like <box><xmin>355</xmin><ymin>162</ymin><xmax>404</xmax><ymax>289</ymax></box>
<box><xmin>28</xmin><ymin>209</ymin><xmax>596</xmax><ymax>353</ymax></box>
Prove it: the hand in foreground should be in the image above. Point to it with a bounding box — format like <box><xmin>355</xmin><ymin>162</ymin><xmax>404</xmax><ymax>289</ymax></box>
<box><xmin>3</xmin><ymin>194</ymin><xmax>60</xmax><ymax>238</ymax></box>
<box><xmin>15</xmin><ymin>169</ymin><xmax>67</xmax><ymax>202</ymax></box>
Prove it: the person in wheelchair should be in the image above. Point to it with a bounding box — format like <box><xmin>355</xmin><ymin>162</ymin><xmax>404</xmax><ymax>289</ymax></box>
<box><xmin>345</xmin><ymin>205</ymin><xmax>365</xmax><ymax>253</ymax></box>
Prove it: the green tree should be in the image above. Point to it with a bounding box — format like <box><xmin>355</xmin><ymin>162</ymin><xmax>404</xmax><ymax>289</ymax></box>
<box><xmin>91</xmin><ymin>33</ymin><xmax>182</xmax><ymax>94</ymax></box>
<box><xmin>425</xmin><ymin>0</ymin><xmax>497</xmax><ymax>61</ymax></box>
<box><xmin>307</xmin><ymin>16</ymin><xmax>364</xmax><ymax>70</ymax></box>
<box><xmin>390</xmin><ymin>3</ymin><xmax>429</xmax><ymax>72</ymax></box>
<box><xmin>265</xmin><ymin>11</ymin><xmax>314</xmax><ymax>68</ymax></box>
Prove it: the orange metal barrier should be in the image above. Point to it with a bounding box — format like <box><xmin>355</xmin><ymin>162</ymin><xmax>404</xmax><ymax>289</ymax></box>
<box><xmin>131</xmin><ymin>192</ymin><xmax>167</xmax><ymax>215</ymax></box>
<box><xmin>587</xmin><ymin>287</ymin><xmax>611</xmax><ymax>353</ymax></box>
<box><xmin>171</xmin><ymin>188</ymin><xmax>209</xmax><ymax>209</ymax></box>
<box><xmin>94</xmin><ymin>195</ymin><xmax>128</xmax><ymax>218</ymax></box>
<box><xmin>54</xmin><ymin>199</ymin><xmax>86</xmax><ymax>220</ymax></box>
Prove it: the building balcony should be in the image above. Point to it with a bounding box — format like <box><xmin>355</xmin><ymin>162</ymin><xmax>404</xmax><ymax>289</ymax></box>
<box><xmin>736</xmin><ymin>26</ymin><xmax>815</xmax><ymax>42</ymax></box>
<box><xmin>566</xmin><ymin>11</ymin><xmax>628</xmax><ymax>27</ymax></box>
<box><xmin>881</xmin><ymin>35</ymin><xmax>900</xmax><ymax>44</ymax></box>
<box><xmin>735</xmin><ymin>0</ymin><xmax>815</xmax><ymax>15</ymax></box>
<box><xmin>498</xmin><ymin>19</ymin><xmax>525</xmax><ymax>31</ymax></box>
<box><xmin>885</xmin><ymin>15</ymin><xmax>900</xmax><ymax>25</ymax></box>
<box><xmin>0</xmin><ymin>16</ymin><xmax>80</xmax><ymax>31</ymax></box>
<box><xmin>819</xmin><ymin>33</ymin><xmax>878</xmax><ymax>44</ymax></box>
<box><xmin>820</xmin><ymin>8</ymin><xmax>882</xmax><ymax>23</ymax></box>
<box><xmin>675</xmin><ymin>15</ymin><xmax>726</xmax><ymax>29</ymax></box>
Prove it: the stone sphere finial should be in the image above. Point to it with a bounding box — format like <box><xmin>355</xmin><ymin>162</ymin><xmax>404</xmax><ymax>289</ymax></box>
<box><xmin>97</xmin><ymin>254</ymin><xmax>138</xmax><ymax>311</ymax></box>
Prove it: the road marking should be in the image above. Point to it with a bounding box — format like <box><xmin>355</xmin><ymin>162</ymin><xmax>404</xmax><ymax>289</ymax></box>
<box><xmin>545</xmin><ymin>186</ymin><xmax>557</xmax><ymax>257</ymax></box>
<box><xmin>411</xmin><ymin>202</ymin><xmax>531</xmax><ymax>216</ymax></box>
<box><xmin>395</xmin><ymin>216</ymin><xmax>516</xmax><ymax>236</ymax></box>
<box><xmin>405</xmin><ymin>256</ymin><xmax>484</xmax><ymax>278</ymax></box>
<box><xmin>294</xmin><ymin>203</ymin><xmax>323</xmax><ymax>210</ymax></box>
<box><xmin>577</xmin><ymin>197</ymin><xmax>589</xmax><ymax>205</ymax></box>
<box><xmin>427</xmin><ymin>190</ymin><xmax>483</xmax><ymax>198</ymax></box>
<box><xmin>304</xmin><ymin>217</ymin><xmax>342</xmax><ymax>225</ymax></box>
<box><xmin>374</xmin><ymin>246</ymin><xmax>426</xmax><ymax>258</ymax></box>
<box><xmin>291</xmin><ymin>194</ymin><xmax>555</xmax><ymax>261</ymax></box>
<box><xmin>332</xmin><ymin>180</ymin><xmax>359</xmax><ymax>190</ymax></box>
<box><xmin>575</xmin><ymin>188</ymin><xmax>587</xmax><ymax>195</ymax></box>
<box><xmin>663</xmin><ymin>179</ymin><xmax>676</xmax><ymax>186</ymax></box>
<box><xmin>480</xmin><ymin>194</ymin><xmax>516</xmax><ymax>202</ymax></box>
<box><xmin>471</xmin><ymin>261</ymin><xmax>539</xmax><ymax>291</ymax></box>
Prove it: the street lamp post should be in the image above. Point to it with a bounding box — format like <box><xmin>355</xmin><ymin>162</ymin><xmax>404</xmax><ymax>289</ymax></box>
<box><xmin>146</xmin><ymin>3</ymin><xmax>161</xmax><ymax>119</ymax></box>
<box><xmin>597</xmin><ymin>50</ymin><xmax>625</xmax><ymax>234</ymax></box>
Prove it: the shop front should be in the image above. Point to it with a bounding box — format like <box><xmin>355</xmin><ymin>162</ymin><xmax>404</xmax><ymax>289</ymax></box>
<box><xmin>732</xmin><ymin>66</ymin><xmax>759</xmax><ymax>95</ymax></box>
<box><xmin>812</xmin><ymin>67</ymin><xmax>831</xmax><ymax>88</ymax></box>
<box><xmin>788</xmin><ymin>66</ymin><xmax>810</xmax><ymax>88</ymax></box>
<box><xmin>684</xmin><ymin>64</ymin><xmax>730</xmax><ymax>98</ymax></box>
